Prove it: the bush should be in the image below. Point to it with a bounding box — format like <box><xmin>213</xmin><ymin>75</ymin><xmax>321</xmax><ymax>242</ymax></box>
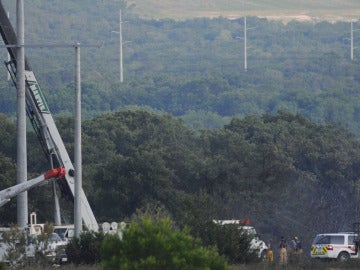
<box><xmin>1</xmin><ymin>225</ymin><xmax>26</xmax><ymax>267</ymax></box>
<box><xmin>101</xmin><ymin>216</ymin><xmax>229</xmax><ymax>270</ymax></box>
<box><xmin>190</xmin><ymin>220</ymin><xmax>258</xmax><ymax>264</ymax></box>
<box><xmin>66</xmin><ymin>231</ymin><xmax>105</xmax><ymax>265</ymax></box>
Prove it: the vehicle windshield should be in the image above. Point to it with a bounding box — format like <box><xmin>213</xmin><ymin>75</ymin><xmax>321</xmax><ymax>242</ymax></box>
<box><xmin>54</xmin><ymin>228</ymin><xmax>67</xmax><ymax>240</ymax></box>
<box><xmin>48</xmin><ymin>233</ymin><xmax>62</xmax><ymax>243</ymax></box>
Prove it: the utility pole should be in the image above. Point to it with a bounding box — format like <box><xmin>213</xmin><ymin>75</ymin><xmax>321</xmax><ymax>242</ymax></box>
<box><xmin>112</xmin><ymin>9</ymin><xmax>128</xmax><ymax>82</ymax></box>
<box><xmin>6</xmin><ymin>11</ymin><xmax>10</xmax><ymax>81</ymax></box>
<box><xmin>349</xmin><ymin>21</ymin><xmax>360</xmax><ymax>61</ymax></box>
<box><xmin>238</xmin><ymin>16</ymin><xmax>255</xmax><ymax>72</ymax></box>
<box><xmin>74</xmin><ymin>43</ymin><xmax>82</xmax><ymax>238</ymax></box>
<box><xmin>16</xmin><ymin>0</ymin><xmax>28</xmax><ymax>228</ymax></box>
<box><xmin>73</xmin><ymin>42</ymin><xmax>100</xmax><ymax>235</ymax></box>
<box><xmin>16</xmin><ymin>0</ymin><xmax>28</xmax><ymax>229</ymax></box>
<box><xmin>351</xmin><ymin>21</ymin><xmax>354</xmax><ymax>61</ymax></box>
<box><xmin>119</xmin><ymin>9</ymin><xmax>123</xmax><ymax>82</ymax></box>
<box><xmin>244</xmin><ymin>16</ymin><xmax>247</xmax><ymax>71</ymax></box>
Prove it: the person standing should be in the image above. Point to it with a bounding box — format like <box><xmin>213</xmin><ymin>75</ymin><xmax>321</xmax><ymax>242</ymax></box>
<box><xmin>295</xmin><ymin>236</ymin><xmax>302</xmax><ymax>254</ymax></box>
<box><xmin>266</xmin><ymin>239</ymin><xmax>274</xmax><ymax>263</ymax></box>
<box><xmin>279</xmin><ymin>236</ymin><xmax>287</xmax><ymax>266</ymax></box>
<box><xmin>288</xmin><ymin>236</ymin><xmax>297</xmax><ymax>263</ymax></box>
<box><xmin>289</xmin><ymin>237</ymin><xmax>297</xmax><ymax>254</ymax></box>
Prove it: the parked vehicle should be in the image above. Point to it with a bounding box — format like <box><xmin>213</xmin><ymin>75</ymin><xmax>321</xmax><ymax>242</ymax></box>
<box><xmin>54</xmin><ymin>225</ymin><xmax>75</xmax><ymax>242</ymax></box>
<box><xmin>310</xmin><ymin>232</ymin><xmax>358</xmax><ymax>261</ymax></box>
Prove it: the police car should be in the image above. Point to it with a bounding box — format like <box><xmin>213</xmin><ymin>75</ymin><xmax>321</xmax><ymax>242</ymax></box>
<box><xmin>311</xmin><ymin>232</ymin><xmax>358</xmax><ymax>261</ymax></box>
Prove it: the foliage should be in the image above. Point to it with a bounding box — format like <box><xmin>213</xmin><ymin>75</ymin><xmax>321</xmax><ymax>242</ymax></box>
<box><xmin>0</xmin><ymin>262</ymin><xmax>6</xmax><ymax>270</ymax></box>
<box><xmin>66</xmin><ymin>231</ymin><xmax>105</xmax><ymax>265</ymax></box>
<box><xmin>2</xmin><ymin>2</ymin><xmax>360</xmax><ymax>267</ymax></box>
<box><xmin>0</xmin><ymin>153</ymin><xmax>16</xmax><ymax>225</ymax></box>
<box><xmin>3</xmin><ymin>107</ymin><xmax>360</xmax><ymax>262</ymax></box>
<box><xmin>2</xmin><ymin>8</ymin><xmax>360</xmax><ymax>134</ymax></box>
<box><xmin>10</xmin><ymin>110</ymin><xmax>360</xmax><ymax>251</ymax></box>
<box><xmin>81</xmin><ymin>111</ymin><xmax>202</xmax><ymax>221</ymax></box>
<box><xmin>100</xmin><ymin>216</ymin><xmax>229</xmax><ymax>270</ymax></box>
<box><xmin>1</xmin><ymin>222</ymin><xmax>68</xmax><ymax>267</ymax></box>
<box><xmin>1</xmin><ymin>225</ymin><xmax>27</xmax><ymax>267</ymax></box>
<box><xmin>193</xmin><ymin>221</ymin><xmax>258</xmax><ymax>264</ymax></box>
<box><xmin>0</xmin><ymin>114</ymin><xmax>16</xmax><ymax>159</ymax></box>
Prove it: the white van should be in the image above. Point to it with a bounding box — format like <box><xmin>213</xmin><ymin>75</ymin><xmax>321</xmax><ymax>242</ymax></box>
<box><xmin>311</xmin><ymin>233</ymin><xmax>358</xmax><ymax>261</ymax></box>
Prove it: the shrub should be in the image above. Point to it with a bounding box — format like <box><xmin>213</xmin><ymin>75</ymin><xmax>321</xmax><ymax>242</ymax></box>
<box><xmin>101</xmin><ymin>216</ymin><xmax>229</xmax><ymax>270</ymax></box>
<box><xmin>197</xmin><ymin>221</ymin><xmax>259</xmax><ymax>264</ymax></box>
<box><xmin>1</xmin><ymin>225</ymin><xmax>26</xmax><ymax>267</ymax></box>
<box><xmin>66</xmin><ymin>231</ymin><xmax>105</xmax><ymax>265</ymax></box>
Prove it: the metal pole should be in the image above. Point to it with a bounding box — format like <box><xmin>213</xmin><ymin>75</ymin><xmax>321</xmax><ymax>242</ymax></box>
<box><xmin>16</xmin><ymin>0</ymin><xmax>28</xmax><ymax>228</ymax></box>
<box><xmin>119</xmin><ymin>9</ymin><xmax>123</xmax><ymax>82</ymax></box>
<box><xmin>52</xmin><ymin>180</ymin><xmax>61</xmax><ymax>225</ymax></box>
<box><xmin>7</xmin><ymin>11</ymin><xmax>10</xmax><ymax>81</ymax></box>
<box><xmin>244</xmin><ymin>16</ymin><xmax>247</xmax><ymax>71</ymax></box>
<box><xmin>74</xmin><ymin>43</ymin><xmax>82</xmax><ymax>238</ymax></box>
<box><xmin>351</xmin><ymin>22</ymin><xmax>354</xmax><ymax>61</ymax></box>
<box><xmin>51</xmin><ymin>156</ymin><xmax>61</xmax><ymax>225</ymax></box>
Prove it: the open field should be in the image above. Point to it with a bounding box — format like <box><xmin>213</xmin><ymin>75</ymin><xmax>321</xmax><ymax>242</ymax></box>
<box><xmin>129</xmin><ymin>0</ymin><xmax>360</xmax><ymax>22</ymax></box>
<box><xmin>18</xmin><ymin>260</ymin><xmax>360</xmax><ymax>270</ymax></box>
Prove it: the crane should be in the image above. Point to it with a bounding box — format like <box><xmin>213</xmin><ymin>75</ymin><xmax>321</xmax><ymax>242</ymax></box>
<box><xmin>0</xmin><ymin>1</ymin><xmax>99</xmax><ymax>231</ymax></box>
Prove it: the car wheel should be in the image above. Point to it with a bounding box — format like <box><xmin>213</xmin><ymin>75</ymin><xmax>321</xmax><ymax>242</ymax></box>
<box><xmin>337</xmin><ymin>251</ymin><xmax>350</xmax><ymax>262</ymax></box>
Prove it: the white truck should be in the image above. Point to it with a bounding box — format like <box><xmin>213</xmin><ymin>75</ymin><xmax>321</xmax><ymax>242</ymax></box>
<box><xmin>213</xmin><ymin>219</ymin><xmax>268</xmax><ymax>259</ymax></box>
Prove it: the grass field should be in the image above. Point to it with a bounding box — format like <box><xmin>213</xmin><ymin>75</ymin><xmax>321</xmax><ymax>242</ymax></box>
<box><xmin>129</xmin><ymin>0</ymin><xmax>360</xmax><ymax>22</ymax></box>
<box><xmin>17</xmin><ymin>260</ymin><xmax>360</xmax><ymax>270</ymax></box>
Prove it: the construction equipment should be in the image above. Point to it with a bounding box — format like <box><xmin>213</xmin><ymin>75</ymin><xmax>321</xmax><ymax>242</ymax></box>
<box><xmin>0</xmin><ymin>167</ymin><xmax>66</xmax><ymax>208</ymax></box>
<box><xmin>0</xmin><ymin>1</ymin><xmax>99</xmax><ymax>231</ymax></box>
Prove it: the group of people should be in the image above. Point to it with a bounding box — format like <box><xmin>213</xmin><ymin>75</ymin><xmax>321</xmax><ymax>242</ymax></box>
<box><xmin>266</xmin><ymin>236</ymin><xmax>302</xmax><ymax>265</ymax></box>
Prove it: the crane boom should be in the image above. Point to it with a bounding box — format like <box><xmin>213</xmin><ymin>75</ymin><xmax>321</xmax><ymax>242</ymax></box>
<box><xmin>0</xmin><ymin>1</ymin><xmax>98</xmax><ymax>231</ymax></box>
<box><xmin>0</xmin><ymin>167</ymin><xmax>66</xmax><ymax>208</ymax></box>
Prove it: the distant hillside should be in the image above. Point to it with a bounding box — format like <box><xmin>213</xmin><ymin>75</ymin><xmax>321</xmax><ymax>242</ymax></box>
<box><xmin>2</xmin><ymin>0</ymin><xmax>360</xmax><ymax>135</ymax></box>
<box><xmin>129</xmin><ymin>0</ymin><xmax>360</xmax><ymax>21</ymax></box>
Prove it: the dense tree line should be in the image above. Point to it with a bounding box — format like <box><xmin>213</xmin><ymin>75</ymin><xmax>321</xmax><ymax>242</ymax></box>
<box><xmin>1</xmin><ymin>110</ymin><xmax>360</xmax><ymax>253</ymax></box>
<box><xmin>1</xmin><ymin>0</ymin><xmax>360</xmax><ymax>259</ymax></box>
<box><xmin>0</xmin><ymin>2</ymin><xmax>360</xmax><ymax>134</ymax></box>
